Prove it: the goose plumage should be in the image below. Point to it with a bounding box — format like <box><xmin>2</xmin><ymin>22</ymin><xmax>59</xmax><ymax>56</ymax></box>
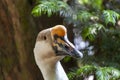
<box><xmin>34</xmin><ymin>25</ymin><xmax>83</xmax><ymax>80</ymax></box>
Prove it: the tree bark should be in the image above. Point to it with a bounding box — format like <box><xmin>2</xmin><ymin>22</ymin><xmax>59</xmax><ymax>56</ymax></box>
<box><xmin>0</xmin><ymin>0</ymin><xmax>43</xmax><ymax>80</ymax></box>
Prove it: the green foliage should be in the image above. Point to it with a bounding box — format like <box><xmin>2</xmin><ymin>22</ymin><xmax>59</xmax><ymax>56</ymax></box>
<box><xmin>102</xmin><ymin>10</ymin><xmax>120</xmax><ymax>26</ymax></box>
<box><xmin>68</xmin><ymin>65</ymin><xmax>120</xmax><ymax>80</ymax></box>
<box><xmin>32</xmin><ymin>1</ymin><xmax>58</xmax><ymax>17</ymax></box>
<box><xmin>77</xmin><ymin>11</ymin><xmax>92</xmax><ymax>22</ymax></box>
<box><xmin>98</xmin><ymin>29</ymin><xmax>120</xmax><ymax>67</ymax></box>
<box><xmin>79</xmin><ymin>0</ymin><xmax>103</xmax><ymax>10</ymax></box>
<box><xmin>91</xmin><ymin>0</ymin><xmax>103</xmax><ymax>10</ymax></box>
<box><xmin>96</xmin><ymin>67</ymin><xmax>120</xmax><ymax>80</ymax></box>
<box><xmin>32</xmin><ymin>0</ymin><xmax>120</xmax><ymax>79</ymax></box>
<box><xmin>63</xmin><ymin>56</ymin><xmax>72</xmax><ymax>62</ymax></box>
<box><xmin>77</xmin><ymin>65</ymin><xmax>96</xmax><ymax>75</ymax></box>
<box><xmin>31</xmin><ymin>0</ymin><xmax>71</xmax><ymax>17</ymax></box>
<box><xmin>82</xmin><ymin>23</ymin><xmax>104</xmax><ymax>41</ymax></box>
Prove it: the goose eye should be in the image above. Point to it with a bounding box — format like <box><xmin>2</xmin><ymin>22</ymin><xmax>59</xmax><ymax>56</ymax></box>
<box><xmin>64</xmin><ymin>45</ymin><xmax>69</xmax><ymax>49</ymax></box>
<box><xmin>43</xmin><ymin>36</ymin><xmax>46</xmax><ymax>40</ymax></box>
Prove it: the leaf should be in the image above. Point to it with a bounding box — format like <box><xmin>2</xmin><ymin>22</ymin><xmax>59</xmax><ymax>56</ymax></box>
<box><xmin>57</xmin><ymin>1</ymin><xmax>73</xmax><ymax>17</ymax></box>
<box><xmin>77</xmin><ymin>65</ymin><xmax>97</xmax><ymax>75</ymax></box>
<box><xmin>68</xmin><ymin>72</ymin><xmax>76</xmax><ymax>80</ymax></box>
<box><xmin>91</xmin><ymin>0</ymin><xmax>103</xmax><ymax>10</ymax></box>
<box><xmin>31</xmin><ymin>0</ymin><xmax>72</xmax><ymax>17</ymax></box>
<box><xmin>63</xmin><ymin>56</ymin><xmax>72</xmax><ymax>62</ymax></box>
<box><xmin>31</xmin><ymin>1</ymin><xmax>58</xmax><ymax>17</ymax></box>
<box><xmin>68</xmin><ymin>65</ymin><xmax>120</xmax><ymax>80</ymax></box>
<box><xmin>79</xmin><ymin>0</ymin><xmax>103</xmax><ymax>10</ymax></box>
<box><xmin>82</xmin><ymin>23</ymin><xmax>104</xmax><ymax>41</ymax></box>
<box><xmin>96</xmin><ymin>67</ymin><xmax>120</xmax><ymax>80</ymax></box>
<box><xmin>96</xmin><ymin>68</ymin><xmax>109</xmax><ymax>80</ymax></box>
<box><xmin>102</xmin><ymin>10</ymin><xmax>120</xmax><ymax>26</ymax></box>
<box><xmin>77</xmin><ymin>11</ymin><xmax>92</xmax><ymax>22</ymax></box>
<box><xmin>108</xmin><ymin>67</ymin><xmax>120</xmax><ymax>79</ymax></box>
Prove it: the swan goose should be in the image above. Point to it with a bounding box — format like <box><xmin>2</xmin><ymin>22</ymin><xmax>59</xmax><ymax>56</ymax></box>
<box><xmin>34</xmin><ymin>25</ymin><xmax>83</xmax><ymax>80</ymax></box>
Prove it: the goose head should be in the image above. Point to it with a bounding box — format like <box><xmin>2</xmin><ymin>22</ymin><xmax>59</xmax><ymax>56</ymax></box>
<box><xmin>34</xmin><ymin>25</ymin><xmax>83</xmax><ymax>64</ymax></box>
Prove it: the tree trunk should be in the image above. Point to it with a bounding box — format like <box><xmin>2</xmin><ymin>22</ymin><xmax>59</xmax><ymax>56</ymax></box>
<box><xmin>0</xmin><ymin>0</ymin><xmax>43</xmax><ymax>80</ymax></box>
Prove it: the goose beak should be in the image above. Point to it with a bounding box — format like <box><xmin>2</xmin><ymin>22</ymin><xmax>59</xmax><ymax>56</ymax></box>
<box><xmin>53</xmin><ymin>35</ymin><xmax>83</xmax><ymax>58</ymax></box>
<box><xmin>62</xmin><ymin>35</ymin><xmax>83</xmax><ymax>58</ymax></box>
